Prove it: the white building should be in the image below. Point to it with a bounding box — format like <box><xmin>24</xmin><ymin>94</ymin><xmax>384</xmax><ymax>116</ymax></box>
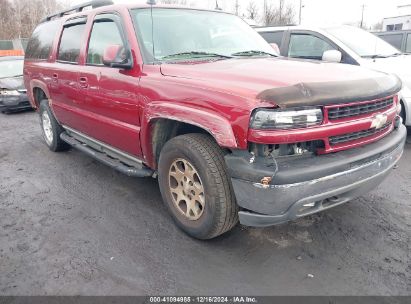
<box><xmin>383</xmin><ymin>3</ymin><xmax>411</xmax><ymax>31</ymax></box>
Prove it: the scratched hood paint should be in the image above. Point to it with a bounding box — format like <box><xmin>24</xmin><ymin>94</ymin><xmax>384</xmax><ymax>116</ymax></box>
<box><xmin>160</xmin><ymin>57</ymin><xmax>401</xmax><ymax>107</ymax></box>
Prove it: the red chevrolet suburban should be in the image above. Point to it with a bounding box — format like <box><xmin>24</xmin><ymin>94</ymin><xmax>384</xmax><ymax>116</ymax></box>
<box><xmin>24</xmin><ymin>0</ymin><xmax>406</xmax><ymax>239</ymax></box>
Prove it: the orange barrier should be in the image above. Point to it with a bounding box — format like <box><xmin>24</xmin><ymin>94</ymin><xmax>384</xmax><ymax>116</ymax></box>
<box><xmin>0</xmin><ymin>49</ymin><xmax>24</xmax><ymax>57</ymax></box>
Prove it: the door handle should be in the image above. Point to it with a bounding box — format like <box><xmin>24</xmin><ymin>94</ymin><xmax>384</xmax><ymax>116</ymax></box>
<box><xmin>79</xmin><ymin>76</ymin><xmax>88</xmax><ymax>88</ymax></box>
<box><xmin>52</xmin><ymin>73</ymin><xmax>58</xmax><ymax>82</ymax></box>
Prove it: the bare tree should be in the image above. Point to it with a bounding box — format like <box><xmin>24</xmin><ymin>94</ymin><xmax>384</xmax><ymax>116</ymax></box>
<box><xmin>246</xmin><ymin>1</ymin><xmax>259</xmax><ymax>21</ymax></box>
<box><xmin>0</xmin><ymin>0</ymin><xmax>16</xmax><ymax>40</ymax></box>
<box><xmin>276</xmin><ymin>0</ymin><xmax>295</xmax><ymax>26</ymax></box>
<box><xmin>262</xmin><ymin>1</ymin><xmax>276</xmax><ymax>26</ymax></box>
<box><xmin>371</xmin><ymin>21</ymin><xmax>383</xmax><ymax>32</ymax></box>
<box><xmin>262</xmin><ymin>0</ymin><xmax>295</xmax><ymax>26</ymax></box>
<box><xmin>234</xmin><ymin>0</ymin><xmax>239</xmax><ymax>16</ymax></box>
<box><xmin>0</xmin><ymin>0</ymin><xmax>70</xmax><ymax>40</ymax></box>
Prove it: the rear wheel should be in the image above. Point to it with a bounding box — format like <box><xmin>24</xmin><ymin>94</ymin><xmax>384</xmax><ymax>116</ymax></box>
<box><xmin>158</xmin><ymin>133</ymin><xmax>239</xmax><ymax>240</ymax></box>
<box><xmin>39</xmin><ymin>100</ymin><xmax>69</xmax><ymax>152</ymax></box>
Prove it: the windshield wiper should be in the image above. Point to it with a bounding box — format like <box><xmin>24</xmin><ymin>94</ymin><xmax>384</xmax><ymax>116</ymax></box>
<box><xmin>161</xmin><ymin>51</ymin><xmax>233</xmax><ymax>60</ymax></box>
<box><xmin>231</xmin><ymin>50</ymin><xmax>277</xmax><ymax>57</ymax></box>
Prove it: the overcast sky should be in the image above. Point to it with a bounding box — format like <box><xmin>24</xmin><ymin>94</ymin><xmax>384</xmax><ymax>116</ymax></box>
<box><xmin>74</xmin><ymin>0</ymin><xmax>410</xmax><ymax>27</ymax></box>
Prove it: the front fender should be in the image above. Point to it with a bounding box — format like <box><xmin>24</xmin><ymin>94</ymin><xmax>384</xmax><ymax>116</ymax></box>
<box><xmin>141</xmin><ymin>102</ymin><xmax>238</xmax><ymax>167</ymax></box>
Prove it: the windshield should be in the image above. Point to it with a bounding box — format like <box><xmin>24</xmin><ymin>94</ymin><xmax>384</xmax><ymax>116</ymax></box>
<box><xmin>0</xmin><ymin>60</ymin><xmax>24</xmax><ymax>78</ymax></box>
<box><xmin>131</xmin><ymin>8</ymin><xmax>276</xmax><ymax>62</ymax></box>
<box><xmin>325</xmin><ymin>26</ymin><xmax>400</xmax><ymax>58</ymax></box>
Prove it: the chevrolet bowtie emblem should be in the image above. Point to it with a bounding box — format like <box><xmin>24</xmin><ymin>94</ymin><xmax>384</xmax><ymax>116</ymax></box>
<box><xmin>370</xmin><ymin>114</ymin><xmax>388</xmax><ymax>129</ymax></box>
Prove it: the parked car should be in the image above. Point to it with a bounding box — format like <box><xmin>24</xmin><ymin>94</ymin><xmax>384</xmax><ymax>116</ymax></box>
<box><xmin>0</xmin><ymin>56</ymin><xmax>32</xmax><ymax>113</ymax></box>
<box><xmin>257</xmin><ymin>25</ymin><xmax>411</xmax><ymax>126</ymax></box>
<box><xmin>24</xmin><ymin>1</ymin><xmax>406</xmax><ymax>239</ymax></box>
<box><xmin>374</xmin><ymin>30</ymin><xmax>411</xmax><ymax>54</ymax></box>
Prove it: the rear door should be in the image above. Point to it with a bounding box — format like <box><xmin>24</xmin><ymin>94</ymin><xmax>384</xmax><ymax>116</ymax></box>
<box><xmin>259</xmin><ymin>30</ymin><xmax>285</xmax><ymax>48</ymax></box>
<box><xmin>50</xmin><ymin>17</ymin><xmax>88</xmax><ymax>127</ymax></box>
<box><xmin>75</xmin><ymin>12</ymin><xmax>143</xmax><ymax>157</ymax></box>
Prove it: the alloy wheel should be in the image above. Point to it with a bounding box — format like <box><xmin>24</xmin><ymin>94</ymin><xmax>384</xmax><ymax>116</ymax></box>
<box><xmin>168</xmin><ymin>158</ymin><xmax>205</xmax><ymax>220</ymax></box>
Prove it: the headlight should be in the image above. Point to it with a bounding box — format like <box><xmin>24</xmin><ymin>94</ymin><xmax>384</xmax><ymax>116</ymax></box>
<box><xmin>0</xmin><ymin>89</ymin><xmax>20</xmax><ymax>96</ymax></box>
<box><xmin>250</xmin><ymin>107</ymin><xmax>323</xmax><ymax>130</ymax></box>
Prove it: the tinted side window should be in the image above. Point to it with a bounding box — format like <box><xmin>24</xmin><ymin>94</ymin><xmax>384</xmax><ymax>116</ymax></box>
<box><xmin>406</xmin><ymin>34</ymin><xmax>411</xmax><ymax>53</ymax></box>
<box><xmin>381</xmin><ymin>34</ymin><xmax>403</xmax><ymax>50</ymax></box>
<box><xmin>25</xmin><ymin>20</ymin><xmax>60</xmax><ymax>60</ymax></box>
<box><xmin>288</xmin><ymin>34</ymin><xmax>335</xmax><ymax>60</ymax></box>
<box><xmin>260</xmin><ymin>31</ymin><xmax>284</xmax><ymax>46</ymax></box>
<box><xmin>87</xmin><ymin>19</ymin><xmax>124</xmax><ymax>65</ymax></box>
<box><xmin>58</xmin><ymin>23</ymin><xmax>86</xmax><ymax>63</ymax></box>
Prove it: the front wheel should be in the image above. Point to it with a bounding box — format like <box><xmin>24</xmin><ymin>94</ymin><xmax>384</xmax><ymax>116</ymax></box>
<box><xmin>158</xmin><ymin>134</ymin><xmax>239</xmax><ymax>240</ymax></box>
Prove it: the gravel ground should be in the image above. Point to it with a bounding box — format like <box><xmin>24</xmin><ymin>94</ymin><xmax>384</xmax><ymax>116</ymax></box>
<box><xmin>0</xmin><ymin>111</ymin><xmax>410</xmax><ymax>296</ymax></box>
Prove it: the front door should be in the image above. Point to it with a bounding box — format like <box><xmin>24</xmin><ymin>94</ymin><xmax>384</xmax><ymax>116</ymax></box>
<box><xmin>76</xmin><ymin>13</ymin><xmax>143</xmax><ymax>158</ymax></box>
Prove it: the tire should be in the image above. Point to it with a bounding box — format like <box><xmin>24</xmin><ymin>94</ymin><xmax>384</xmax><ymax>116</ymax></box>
<box><xmin>158</xmin><ymin>133</ymin><xmax>239</xmax><ymax>240</ymax></box>
<box><xmin>39</xmin><ymin>99</ymin><xmax>70</xmax><ymax>152</ymax></box>
<box><xmin>400</xmin><ymin>101</ymin><xmax>406</xmax><ymax>124</ymax></box>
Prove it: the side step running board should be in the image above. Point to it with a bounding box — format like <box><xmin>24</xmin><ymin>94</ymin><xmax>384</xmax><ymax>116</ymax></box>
<box><xmin>60</xmin><ymin>132</ymin><xmax>154</xmax><ymax>178</ymax></box>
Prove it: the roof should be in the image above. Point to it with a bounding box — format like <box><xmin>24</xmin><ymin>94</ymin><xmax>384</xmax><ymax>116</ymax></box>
<box><xmin>255</xmin><ymin>25</ymin><xmax>330</xmax><ymax>32</ymax></box>
<box><xmin>255</xmin><ymin>24</ymin><xmax>361</xmax><ymax>33</ymax></box>
<box><xmin>255</xmin><ymin>26</ymin><xmax>291</xmax><ymax>32</ymax></box>
<box><xmin>383</xmin><ymin>14</ymin><xmax>411</xmax><ymax>20</ymax></box>
<box><xmin>43</xmin><ymin>0</ymin><xmax>232</xmax><ymax>23</ymax></box>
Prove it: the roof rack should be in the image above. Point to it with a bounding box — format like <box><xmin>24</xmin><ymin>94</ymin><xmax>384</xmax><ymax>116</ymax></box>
<box><xmin>42</xmin><ymin>0</ymin><xmax>114</xmax><ymax>22</ymax></box>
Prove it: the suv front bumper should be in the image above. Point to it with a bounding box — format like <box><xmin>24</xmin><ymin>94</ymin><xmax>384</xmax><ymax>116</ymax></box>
<box><xmin>225</xmin><ymin>125</ymin><xmax>407</xmax><ymax>227</ymax></box>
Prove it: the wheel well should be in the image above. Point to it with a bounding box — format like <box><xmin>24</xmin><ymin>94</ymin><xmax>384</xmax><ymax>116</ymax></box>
<box><xmin>33</xmin><ymin>87</ymin><xmax>47</xmax><ymax>108</ymax></box>
<box><xmin>150</xmin><ymin>119</ymin><xmax>213</xmax><ymax>166</ymax></box>
<box><xmin>400</xmin><ymin>99</ymin><xmax>406</xmax><ymax>121</ymax></box>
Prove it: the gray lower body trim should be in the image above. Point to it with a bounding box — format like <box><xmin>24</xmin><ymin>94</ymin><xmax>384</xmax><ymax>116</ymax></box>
<box><xmin>232</xmin><ymin>130</ymin><xmax>406</xmax><ymax>227</ymax></box>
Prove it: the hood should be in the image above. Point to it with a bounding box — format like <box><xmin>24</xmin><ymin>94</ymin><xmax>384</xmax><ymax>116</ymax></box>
<box><xmin>359</xmin><ymin>54</ymin><xmax>411</xmax><ymax>90</ymax></box>
<box><xmin>160</xmin><ymin>57</ymin><xmax>401</xmax><ymax>108</ymax></box>
<box><xmin>0</xmin><ymin>76</ymin><xmax>25</xmax><ymax>91</ymax></box>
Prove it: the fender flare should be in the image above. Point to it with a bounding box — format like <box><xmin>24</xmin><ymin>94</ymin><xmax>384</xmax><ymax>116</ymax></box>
<box><xmin>141</xmin><ymin>102</ymin><xmax>238</xmax><ymax>167</ymax></box>
<box><xmin>29</xmin><ymin>79</ymin><xmax>50</xmax><ymax>108</ymax></box>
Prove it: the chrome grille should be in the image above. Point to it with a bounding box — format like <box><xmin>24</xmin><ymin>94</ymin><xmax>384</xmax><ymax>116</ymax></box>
<box><xmin>329</xmin><ymin>122</ymin><xmax>391</xmax><ymax>145</ymax></box>
<box><xmin>328</xmin><ymin>98</ymin><xmax>394</xmax><ymax>120</ymax></box>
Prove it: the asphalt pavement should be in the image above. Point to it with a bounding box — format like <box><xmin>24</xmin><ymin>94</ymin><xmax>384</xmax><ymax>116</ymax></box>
<box><xmin>0</xmin><ymin>111</ymin><xmax>410</xmax><ymax>295</ymax></box>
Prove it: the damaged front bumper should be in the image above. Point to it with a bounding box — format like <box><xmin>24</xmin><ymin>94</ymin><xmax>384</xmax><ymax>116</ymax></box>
<box><xmin>0</xmin><ymin>94</ymin><xmax>32</xmax><ymax>113</ymax></box>
<box><xmin>225</xmin><ymin>125</ymin><xmax>407</xmax><ymax>227</ymax></box>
